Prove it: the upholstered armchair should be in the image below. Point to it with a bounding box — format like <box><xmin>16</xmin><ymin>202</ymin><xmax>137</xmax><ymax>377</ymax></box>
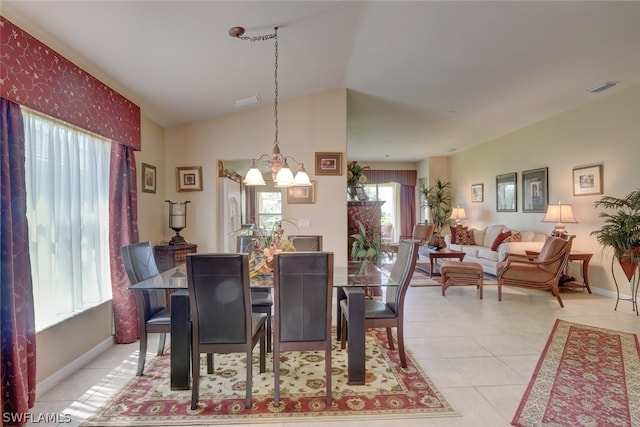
<box><xmin>497</xmin><ymin>235</ymin><xmax>575</xmax><ymax>307</ymax></box>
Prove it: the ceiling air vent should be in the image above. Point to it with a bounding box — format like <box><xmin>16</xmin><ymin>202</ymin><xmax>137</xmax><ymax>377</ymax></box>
<box><xmin>586</xmin><ymin>81</ymin><xmax>619</xmax><ymax>94</ymax></box>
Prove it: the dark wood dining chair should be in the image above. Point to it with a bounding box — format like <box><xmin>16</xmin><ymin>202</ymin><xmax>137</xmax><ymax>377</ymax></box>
<box><xmin>272</xmin><ymin>251</ymin><xmax>334</xmax><ymax>406</ymax></box>
<box><xmin>120</xmin><ymin>241</ymin><xmax>169</xmax><ymax>376</ymax></box>
<box><xmin>186</xmin><ymin>253</ymin><xmax>267</xmax><ymax>410</ymax></box>
<box><xmin>237</xmin><ymin>235</ymin><xmax>274</xmax><ymax>351</ymax></box>
<box><xmin>287</xmin><ymin>235</ymin><xmax>323</xmax><ymax>251</ymax></box>
<box><xmin>340</xmin><ymin>240</ymin><xmax>419</xmax><ymax>368</ymax></box>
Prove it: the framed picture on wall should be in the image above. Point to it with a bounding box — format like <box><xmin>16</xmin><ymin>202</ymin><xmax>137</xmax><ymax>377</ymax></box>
<box><xmin>471</xmin><ymin>183</ymin><xmax>484</xmax><ymax>202</ymax></box>
<box><xmin>141</xmin><ymin>163</ymin><xmax>156</xmax><ymax>194</ymax></box>
<box><xmin>573</xmin><ymin>164</ymin><xmax>603</xmax><ymax>196</ymax></box>
<box><xmin>287</xmin><ymin>181</ymin><xmax>316</xmax><ymax>204</ymax></box>
<box><xmin>315</xmin><ymin>152</ymin><xmax>343</xmax><ymax>175</ymax></box>
<box><xmin>496</xmin><ymin>172</ymin><xmax>517</xmax><ymax>212</ymax></box>
<box><xmin>176</xmin><ymin>166</ymin><xmax>203</xmax><ymax>192</ymax></box>
<box><xmin>522</xmin><ymin>167</ymin><xmax>548</xmax><ymax>213</ymax></box>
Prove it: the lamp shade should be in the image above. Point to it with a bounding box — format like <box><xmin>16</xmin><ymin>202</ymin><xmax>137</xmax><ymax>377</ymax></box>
<box><xmin>450</xmin><ymin>207</ymin><xmax>468</xmax><ymax>221</ymax></box>
<box><xmin>542</xmin><ymin>204</ymin><xmax>578</xmax><ymax>224</ymax></box>
<box><xmin>243</xmin><ymin>162</ymin><xmax>266</xmax><ymax>186</ymax></box>
<box><xmin>542</xmin><ymin>203</ymin><xmax>577</xmax><ymax>236</ymax></box>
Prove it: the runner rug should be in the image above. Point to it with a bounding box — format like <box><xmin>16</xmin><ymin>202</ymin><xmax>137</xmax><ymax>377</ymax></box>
<box><xmin>512</xmin><ymin>319</ymin><xmax>640</xmax><ymax>427</ymax></box>
<box><xmin>82</xmin><ymin>329</ymin><xmax>457</xmax><ymax>426</ymax></box>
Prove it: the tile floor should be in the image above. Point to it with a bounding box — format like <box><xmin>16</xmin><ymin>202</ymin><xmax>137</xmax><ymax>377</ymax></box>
<box><xmin>28</xmin><ymin>283</ymin><xmax>639</xmax><ymax>427</ymax></box>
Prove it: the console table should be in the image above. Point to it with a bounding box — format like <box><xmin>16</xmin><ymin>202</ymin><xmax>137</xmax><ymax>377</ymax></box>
<box><xmin>153</xmin><ymin>243</ymin><xmax>197</xmax><ymax>272</ymax></box>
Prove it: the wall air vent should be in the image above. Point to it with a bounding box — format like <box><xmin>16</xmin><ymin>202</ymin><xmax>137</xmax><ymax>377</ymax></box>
<box><xmin>586</xmin><ymin>81</ymin><xmax>619</xmax><ymax>94</ymax></box>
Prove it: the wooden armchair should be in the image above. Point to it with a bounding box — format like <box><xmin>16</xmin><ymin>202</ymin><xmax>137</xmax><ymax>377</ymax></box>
<box><xmin>497</xmin><ymin>235</ymin><xmax>575</xmax><ymax>307</ymax></box>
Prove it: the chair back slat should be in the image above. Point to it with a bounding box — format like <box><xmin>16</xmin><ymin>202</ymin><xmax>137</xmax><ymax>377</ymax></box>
<box><xmin>288</xmin><ymin>235</ymin><xmax>323</xmax><ymax>251</ymax></box>
<box><xmin>186</xmin><ymin>253</ymin><xmax>252</xmax><ymax>344</ymax></box>
<box><xmin>386</xmin><ymin>240</ymin><xmax>419</xmax><ymax>314</ymax></box>
<box><xmin>121</xmin><ymin>241</ymin><xmax>165</xmax><ymax>319</ymax></box>
<box><xmin>273</xmin><ymin>252</ymin><xmax>333</xmax><ymax>342</ymax></box>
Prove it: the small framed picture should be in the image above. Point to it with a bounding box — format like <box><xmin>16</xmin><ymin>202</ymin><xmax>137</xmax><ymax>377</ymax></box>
<box><xmin>141</xmin><ymin>163</ymin><xmax>156</xmax><ymax>194</ymax></box>
<box><xmin>315</xmin><ymin>152</ymin><xmax>343</xmax><ymax>176</ymax></box>
<box><xmin>522</xmin><ymin>167</ymin><xmax>548</xmax><ymax>213</ymax></box>
<box><xmin>496</xmin><ymin>172</ymin><xmax>517</xmax><ymax>212</ymax></box>
<box><xmin>287</xmin><ymin>181</ymin><xmax>316</xmax><ymax>204</ymax></box>
<box><xmin>176</xmin><ymin>166</ymin><xmax>203</xmax><ymax>192</ymax></box>
<box><xmin>471</xmin><ymin>183</ymin><xmax>484</xmax><ymax>202</ymax></box>
<box><xmin>573</xmin><ymin>165</ymin><xmax>603</xmax><ymax>196</ymax></box>
<box><xmin>355</xmin><ymin>187</ymin><xmax>368</xmax><ymax>201</ymax></box>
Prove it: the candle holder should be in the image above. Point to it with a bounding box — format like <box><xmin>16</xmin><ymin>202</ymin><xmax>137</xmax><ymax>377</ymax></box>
<box><xmin>165</xmin><ymin>200</ymin><xmax>191</xmax><ymax>245</ymax></box>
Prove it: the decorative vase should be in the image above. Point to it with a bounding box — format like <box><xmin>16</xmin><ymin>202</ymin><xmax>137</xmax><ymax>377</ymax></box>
<box><xmin>348</xmin><ymin>186</ymin><xmax>359</xmax><ymax>201</ymax></box>
<box><xmin>615</xmin><ymin>247</ymin><xmax>640</xmax><ymax>281</ymax></box>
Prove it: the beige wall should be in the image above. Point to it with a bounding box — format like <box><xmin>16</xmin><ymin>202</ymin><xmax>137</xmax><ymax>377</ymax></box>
<box><xmin>163</xmin><ymin>88</ymin><xmax>349</xmax><ymax>264</ymax></box>
<box><xmin>449</xmin><ymin>84</ymin><xmax>640</xmax><ymax>294</ymax></box>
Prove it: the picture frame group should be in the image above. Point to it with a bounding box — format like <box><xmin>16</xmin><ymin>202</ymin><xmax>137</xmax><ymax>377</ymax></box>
<box><xmin>573</xmin><ymin>165</ymin><xmax>603</xmax><ymax>196</ymax></box>
<box><xmin>522</xmin><ymin>167</ymin><xmax>548</xmax><ymax>213</ymax></box>
<box><xmin>496</xmin><ymin>172</ymin><xmax>517</xmax><ymax>212</ymax></box>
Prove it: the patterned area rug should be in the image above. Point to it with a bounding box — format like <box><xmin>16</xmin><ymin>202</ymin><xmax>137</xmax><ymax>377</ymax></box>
<box><xmin>82</xmin><ymin>329</ymin><xmax>457</xmax><ymax>426</ymax></box>
<box><xmin>513</xmin><ymin>320</ymin><xmax>640</xmax><ymax>427</ymax></box>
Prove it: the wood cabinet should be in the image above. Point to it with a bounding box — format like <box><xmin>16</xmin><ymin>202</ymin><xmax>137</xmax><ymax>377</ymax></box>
<box><xmin>153</xmin><ymin>243</ymin><xmax>197</xmax><ymax>272</ymax></box>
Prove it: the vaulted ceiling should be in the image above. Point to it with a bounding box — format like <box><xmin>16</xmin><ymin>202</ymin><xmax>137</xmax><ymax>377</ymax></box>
<box><xmin>4</xmin><ymin>1</ymin><xmax>639</xmax><ymax>161</ymax></box>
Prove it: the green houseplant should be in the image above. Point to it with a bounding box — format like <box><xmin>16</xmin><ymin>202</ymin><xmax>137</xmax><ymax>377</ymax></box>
<box><xmin>590</xmin><ymin>188</ymin><xmax>640</xmax><ymax>281</ymax></box>
<box><xmin>419</xmin><ymin>179</ymin><xmax>452</xmax><ymax>248</ymax></box>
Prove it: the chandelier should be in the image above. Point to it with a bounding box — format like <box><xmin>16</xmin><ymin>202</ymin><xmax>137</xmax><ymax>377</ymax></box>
<box><xmin>229</xmin><ymin>26</ymin><xmax>311</xmax><ymax>187</ymax></box>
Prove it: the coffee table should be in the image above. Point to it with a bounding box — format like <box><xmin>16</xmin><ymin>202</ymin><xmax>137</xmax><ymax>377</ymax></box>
<box><xmin>417</xmin><ymin>247</ymin><xmax>465</xmax><ymax>277</ymax></box>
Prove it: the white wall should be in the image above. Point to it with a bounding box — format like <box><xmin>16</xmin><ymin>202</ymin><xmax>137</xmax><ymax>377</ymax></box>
<box><xmin>164</xmin><ymin>88</ymin><xmax>349</xmax><ymax>264</ymax></box>
<box><xmin>449</xmin><ymin>84</ymin><xmax>640</xmax><ymax>294</ymax></box>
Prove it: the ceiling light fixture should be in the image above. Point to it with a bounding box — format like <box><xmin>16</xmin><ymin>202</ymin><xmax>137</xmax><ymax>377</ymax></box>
<box><xmin>229</xmin><ymin>26</ymin><xmax>311</xmax><ymax>187</ymax></box>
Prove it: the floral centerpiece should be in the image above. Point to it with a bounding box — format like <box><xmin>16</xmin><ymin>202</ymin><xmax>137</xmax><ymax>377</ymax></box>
<box><xmin>247</xmin><ymin>223</ymin><xmax>296</xmax><ymax>279</ymax></box>
<box><xmin>347</xmin><ymin>161</ymin><xmax>369</xmax><ymax>200</ymax></box>
<box><xmin>349</xmin><ymin>204</ymin><xmax>382</xmax><ymax>263</ymax></box>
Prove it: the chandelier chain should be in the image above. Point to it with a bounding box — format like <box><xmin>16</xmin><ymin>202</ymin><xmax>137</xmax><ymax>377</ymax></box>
<box><xmin>273</xmin><ymin>28</ymin><xmax>278</xmax><ymax>147</ymax></box>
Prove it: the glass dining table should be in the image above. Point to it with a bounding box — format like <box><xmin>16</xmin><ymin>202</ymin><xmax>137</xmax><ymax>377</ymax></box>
<box><xmin>129</xmin><ymin>260</ymin><xmax>396</xmax><ymax>390</ymax></box>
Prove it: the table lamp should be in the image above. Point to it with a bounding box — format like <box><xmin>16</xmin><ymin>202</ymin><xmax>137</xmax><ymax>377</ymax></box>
<box><xmin>450</xmin><ymin>205</ymin><xmax>468</xmax><ymax>226</ymax></box>
<box><xmin>165</xmin><ymin>200</ymin><xmax>191</xmax><ymax>245</ymax></box>
<box><xmin>542</xmin><ymin>202</ymin><xmax>577</xmax><ymax>237</ymax></box>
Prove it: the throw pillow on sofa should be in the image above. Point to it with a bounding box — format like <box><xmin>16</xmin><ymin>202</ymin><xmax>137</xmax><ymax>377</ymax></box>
<box><xmin>449</xmin><ymin>225</ymin><xmax>468</xmax><ymax>244</ymax></box>
<box><xmin>503</xmin><ymin>232</ymin><xmax>522</xmax><ymax>243</ymax></box>
<box><xmin>491</xmin><ymin>230</ymin><xmax>512</xmax><ymax>251</ymax></box>
<box><xmin>456</xmin><ymin>229</ymin><xmax>475</xmax><ymax>245</ymax></box>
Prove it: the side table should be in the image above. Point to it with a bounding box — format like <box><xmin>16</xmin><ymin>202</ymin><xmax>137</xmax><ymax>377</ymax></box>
<box><xmin>563</xmin><ymin>252</ymin><xmax>593</xmax><ymax>293</ymax></box>
<box><xmin>154</xmin><ymin>243</ymin><xmax>198</xmax><ymax>272</ymax></box>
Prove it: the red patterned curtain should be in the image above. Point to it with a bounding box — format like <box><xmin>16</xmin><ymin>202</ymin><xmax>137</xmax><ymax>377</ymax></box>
<box><xmin>366</xmin><ymin>170</ymin><xmax>417</xmax><ymax>239</ymax></box>
<box><xmin>1</xmin><ymin>98</ymin><xmax>37</xmax><ymax>424</ymax></box>
<box><xmin>109</xmin><ymin>143</ymin><xmax>140</xmax><ymax>343</ymax></box>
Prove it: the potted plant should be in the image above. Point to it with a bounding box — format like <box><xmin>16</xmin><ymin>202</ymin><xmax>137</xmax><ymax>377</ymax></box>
<box><xmin>419</xmin><ymin>179</ymin><xmax>452</xmax><ymax>248</ymax></box>
<box><xmin>590</xmin><ymin>189</ymin><xmax>640</xmax><ymax>281</ymax></box>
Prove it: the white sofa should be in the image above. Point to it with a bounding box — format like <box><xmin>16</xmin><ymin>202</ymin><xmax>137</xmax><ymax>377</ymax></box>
<box><xmin>443</xmin><ymin>224</ymin><xmax>548</xmax><ymax>276</ymax></box>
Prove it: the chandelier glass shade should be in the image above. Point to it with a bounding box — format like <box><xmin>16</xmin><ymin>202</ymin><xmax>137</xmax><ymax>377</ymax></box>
<box><xmin>230</xmin><ymin>26</ymin><xmax>311</xmax><ymax>188</ymax></box>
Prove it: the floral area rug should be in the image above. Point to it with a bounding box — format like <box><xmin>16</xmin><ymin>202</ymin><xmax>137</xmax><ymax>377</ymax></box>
<box><xmin>512</xmin><ymin>319</ymin><xmax>640</xmax><ymax>427</ymax></box>
<box><xmin>82</xmin><ymin>329</ymin><xmax>457</xmax><ymax>426</ymax></box>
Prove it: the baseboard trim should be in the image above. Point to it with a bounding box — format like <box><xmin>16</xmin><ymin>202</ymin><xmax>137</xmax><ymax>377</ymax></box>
<box><xmin>36</xmin><ymin>336</ymin><xmax>114</xmax><ymax>398</ymax></box>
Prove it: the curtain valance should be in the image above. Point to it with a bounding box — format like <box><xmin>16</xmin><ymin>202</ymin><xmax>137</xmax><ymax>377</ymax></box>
<box><xmin>366</xmin><ymin>169</ymin><xmax>417</xmax><ymax>186</ymax></box>
<box><xmin>0</xmin><ymin>17</ymin><xmax>141</xmax><ymax>150</ymax></box>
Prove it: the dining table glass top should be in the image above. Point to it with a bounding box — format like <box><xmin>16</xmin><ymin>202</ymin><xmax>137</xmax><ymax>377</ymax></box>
<box><xmin>128</xmin><ymin>260</ymin><xmax>397</xmax><ymax>291</ymax></box>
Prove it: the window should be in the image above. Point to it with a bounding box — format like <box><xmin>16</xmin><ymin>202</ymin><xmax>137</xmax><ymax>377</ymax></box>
<box><xmin>364</xmin><ymin>182</ymin><xmax>401</xmax><ymax>242</ymax></box>
<box><xmin>256</xmin><ymin>189</ymin><xmax>282</xmax><ymax>232</ymax></box>
<box><xmin>23</xmin><ymin>109</ymin><xmax>112</xmax><ymax>331</ymax></box>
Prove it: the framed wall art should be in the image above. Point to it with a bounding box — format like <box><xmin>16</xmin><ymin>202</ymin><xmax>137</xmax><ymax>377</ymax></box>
<box><xmin>573</xmin><ymin>165</ymin><xmax>603</xmax><ymax>196</ymax></box>
<box><xmin>522</xmin><ymin>167</ymin><xmax>548</xmax><ymax>213</ymax></box>
<box><xmin>496</xmin><ymin>172</ymin><xmax>517</xmax><ymax>212</ymax></box>
<box><xmin>141</xmin><ymin>163</ymin><xmax>156</xmax><ymax>194</ymax></box>
<box><xmin>471</xmin><ymin>183</ymin><xmax>484</xmax><ymax>202</ymax></box>
<box><xmin>176</xmin><ymin>166</ymin><xmax>203</xmax><ymax>192</ymax></box>
<box><xmin>287</xmin><ymin>181</ymin><xmax>316</xmax><ymax>204</ymax></box>
<box><xmin>315</xmin><ymin>152</ymin><xmax>343</xmax><ymax>176</ymax></box>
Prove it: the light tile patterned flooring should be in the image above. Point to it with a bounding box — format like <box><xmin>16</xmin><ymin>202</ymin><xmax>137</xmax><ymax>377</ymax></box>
<box><xmin>29</xmin><ymin>283</ymin><xmax>639</xmax><ymax>427</ymax></box>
